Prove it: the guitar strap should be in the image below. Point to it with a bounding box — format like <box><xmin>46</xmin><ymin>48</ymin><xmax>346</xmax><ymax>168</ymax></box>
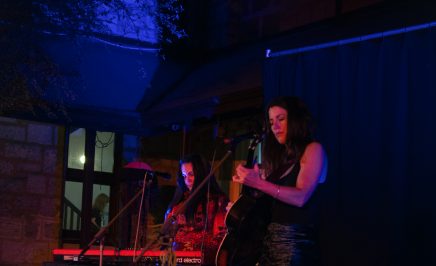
<box><xmin>267</xmin><ymin>161</ymin><xmax>296</xmax><ymax>184</ymax></box>
<box><xmin>278</xmin><ymin>163</ymin><xmax>295</xmax><ymax>180</ymax></box>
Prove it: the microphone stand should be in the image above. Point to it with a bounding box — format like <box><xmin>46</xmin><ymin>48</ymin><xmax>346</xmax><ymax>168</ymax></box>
<box><xmin>133</xmin><ymin>150</ymin><xmax>233</xmax><ymax>263</ymax></box>
<box><xmin>99</xmin><ymin>236</ymin><xmax>104</xmax><ymax>266</ymax></box>
<box><xmin>78</xmin><ymin>173</ymin><xmax>152</xmax><ymax>263</ymax></box>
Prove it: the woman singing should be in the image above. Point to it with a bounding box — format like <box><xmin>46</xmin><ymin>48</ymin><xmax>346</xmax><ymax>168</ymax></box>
<box><xmin>232</xmin><ymin>96</ymin><xmax>328</xmax><ymax>266</ymax></box>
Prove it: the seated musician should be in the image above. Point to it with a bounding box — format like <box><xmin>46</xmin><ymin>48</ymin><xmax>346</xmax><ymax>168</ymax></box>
<box><xmin>165</xmin><ymin>154</ymin><xmax>229</xmax><ymax>265</ymax></box>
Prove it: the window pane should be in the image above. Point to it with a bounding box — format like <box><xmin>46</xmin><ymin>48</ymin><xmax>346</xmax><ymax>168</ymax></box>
<box><xmin>92</xmin><ymin>185</ymin><xmax>110</xmax><ymax>229</ymax></box>
<box><xmin>63</xmin><ymin>181</ymin><xmax>83</xmax><ymax>230</ymax></box>
<box><xmin>94</xmin><ymin>131</ymin><xmax>115</xmax><ymax>173</ymax></box>
<box><xmin>68</xmin><ymin>128</ymin><xmax>86</xmax><ymax>170</ymax></box>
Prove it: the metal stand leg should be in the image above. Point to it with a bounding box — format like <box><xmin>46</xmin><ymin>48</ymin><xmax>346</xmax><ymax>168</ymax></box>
<box><xmin>99</xmin><ymin>236</ymin><xmax>105</xmax><ymax>266</ymax></box>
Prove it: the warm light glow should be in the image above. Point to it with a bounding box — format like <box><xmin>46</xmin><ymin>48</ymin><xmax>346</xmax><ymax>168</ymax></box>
<box><xmin>80</xmin><ymin>155</ymin><xmax>86</xmax><ymax>164</ymax></box>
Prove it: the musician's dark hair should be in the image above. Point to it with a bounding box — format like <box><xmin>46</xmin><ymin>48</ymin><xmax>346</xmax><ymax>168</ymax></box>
<box><xmin>169</xmin><ymin>154</ymin><xmax>224</xmax><ymax>223</ymax></box>
<box><xmin>262</xmin><ymin>96</ymin><xmax>314</xmax><ymax>175</ymax></box>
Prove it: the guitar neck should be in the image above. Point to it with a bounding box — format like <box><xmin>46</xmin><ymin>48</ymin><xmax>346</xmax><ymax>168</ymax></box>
<box><xmin>241</xmin><ymin>138</ymin><xmax>261</xmax><ymax>196</ymax></box>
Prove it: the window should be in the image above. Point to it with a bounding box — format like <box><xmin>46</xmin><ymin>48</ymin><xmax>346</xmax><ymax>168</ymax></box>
<box><xmin>62</xmin><ymin>128</ymin><xmax>119</xmax><ymax>246</ymax></box>
<box><xmin>94</xmin><ymin>131</ymin><xmax>115</xmax><ymax>173</ymax></box>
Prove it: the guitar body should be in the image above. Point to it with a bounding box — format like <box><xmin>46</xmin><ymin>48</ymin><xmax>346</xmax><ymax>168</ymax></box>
<box><xmin>216</xmin><ymin>136</ymin><xmax>271</xmax><ymax>266</ymax></box>
<box><xmin>216</xmin><ymin>191</ymin><xmax>271</xmax><ymax>265</ymax></box>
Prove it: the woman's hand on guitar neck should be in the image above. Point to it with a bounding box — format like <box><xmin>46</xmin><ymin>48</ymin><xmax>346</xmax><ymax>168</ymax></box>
<box><xmin>232</xmin><ymin>163</ymin><xmax>264</xmax><ymax>189</ymax></box>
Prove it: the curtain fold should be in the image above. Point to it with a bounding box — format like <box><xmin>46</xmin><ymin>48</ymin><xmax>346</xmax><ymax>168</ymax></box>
<box><xmin>263</xmin><ymin>28</ymin><xmax>436</xmax><ymax>266</ymax></box>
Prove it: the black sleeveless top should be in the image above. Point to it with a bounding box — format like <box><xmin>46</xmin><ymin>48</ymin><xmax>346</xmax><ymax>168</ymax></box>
<box><xmin>269</xmin><ymin>162</ymin><xmax>321</xmax><ymax>226</ymax></box>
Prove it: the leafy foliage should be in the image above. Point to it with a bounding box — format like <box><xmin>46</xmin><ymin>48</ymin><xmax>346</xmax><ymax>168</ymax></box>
<box><xmin>0</xmin><ymin>0</ymin><xmax>185</xmax><ymax>118</ymax></box>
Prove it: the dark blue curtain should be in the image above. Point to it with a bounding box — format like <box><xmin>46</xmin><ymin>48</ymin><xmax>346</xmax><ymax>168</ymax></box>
<box><xmin>263</xmin><ymin>28</ymin><xmax>436</xmax><ymax>266</ymax></box>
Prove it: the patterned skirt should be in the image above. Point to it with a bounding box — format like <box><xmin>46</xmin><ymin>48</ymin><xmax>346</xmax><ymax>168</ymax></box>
<box><xmin>258</xmin><ymin>223</ymin><xmax>320</xmax><ymax>266</ymax></box>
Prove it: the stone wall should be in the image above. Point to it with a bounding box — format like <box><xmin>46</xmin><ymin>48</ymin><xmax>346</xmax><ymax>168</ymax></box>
<box><xmin>0</xmin><ymin>116</ymin><xmax>64</xmax><ymax>266</ymax></box>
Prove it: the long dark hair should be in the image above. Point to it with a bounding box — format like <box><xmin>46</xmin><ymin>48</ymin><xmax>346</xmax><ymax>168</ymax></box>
<box><xmin>262</xmin><ymin>96</ymin><xmax>314</xmax><ymax>175</ymax></box>
<box><xmin>93</xmin><ymin>193</ymin><xmax>109</xmax><ymax>212</ymax></box>
<box><xmin>169</xmin><ymin>154</ymin><xmax>224</xmax><ymax>223</ymax></box>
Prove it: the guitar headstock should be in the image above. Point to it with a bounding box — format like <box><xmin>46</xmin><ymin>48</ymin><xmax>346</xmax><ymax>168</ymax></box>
<box><xmin>248</xmin><ymin>132</ymin><xmax>263</xmax><ymax>150</ymax></box>
<box><xmin>246</xmin><ymin>133</ymin><xmax>264</xmax><ymax>168</ymax></box>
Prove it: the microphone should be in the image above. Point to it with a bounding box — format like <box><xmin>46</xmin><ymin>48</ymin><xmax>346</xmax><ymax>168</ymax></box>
<box><xmin>122</xmin><ymin>167</ymin><xmax>172</xmax><ymax>180</ymax></box>
<box><xmin>143</xmin><ymin>169</ymin><xmax>172</xmax><ymax>180</ymax></box>
<box><xmin>223</xmin><ymin>131</ymin><xmax>264</xmax><ymax>145</ymax></box>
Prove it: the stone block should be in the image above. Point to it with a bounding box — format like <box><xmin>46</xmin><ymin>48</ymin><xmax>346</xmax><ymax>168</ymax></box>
<box><xmin>23</xmin><ymin>215</ymin><xmax>59</xmax><ymax>242</ymax></box>
<box><xmin>0</xmin><ymin>176</ymin><xmax>26</xmax><ymax>194</ymax></box>
<box><xmin>43</xmin><ymin>148</ymin><xmax>58</xmax><ymax>174</ymax></box>
<box><xmin>47</xmin><ymin>176</ymin><xmax>61</xmax><ymax>197</ymax></box>
<box><xmin>0</xmin><ymin>195</ymin><xmax>14</xmax><ymax>215</ymax></box>
<box><xmin>3</xmin><ymin>143</ymin><xmax>42</xmax><ymax>160</ymax></box>
<box><xmin>26</xmin><ymin>174</ymin><xmax>47</xmax><ymax>195</ymax></box>
<box><xmin>27</xmin><ymin>124</ymin><xmax>54</xmax><ymax>145</ymax></box>
<box><xmin>13</xmin><ymin>195</ymin><xmax>41</xmax><ymax>215</ymax></box>
<box><xmin>39</xmin><ymin>198</ymin><xmax>57</xmax><ymax>217</ymax></box>
<box><xmin>43</xmin><ymin>218</ymin><xmax>60</xmax><ymax>241</ymax></box>
<box><xmin>19</xmin><ymin>162</ymin><xmax>42</xmax><ymax>173</ymax></box>
<box><xmin>0</xmin><ymin>217</ymin><xmax>23</xmax><ymax>240</ymax></box>
<box><xmin>24</xmin><ymin>216</ymin><xmax>40</xmax><ymax>239</ymax></box>
<box><xmin>0</xmin><ymin>240</ymin><xmax>33</xmax><ymax>264</ymax></box>
<box><xmin>0</xmin><ymin>124</ymin><xmax>26</xmax><ymax>142</ymax></box>
<box><xmin>0</xmin><ymin>160</ymin><xmax>14</xmax><ymax>176</ymax></box>
<box><xmin>30</xmin><ymin>242</ymin><xmax>53</xmax><ymax>264</ymax></box>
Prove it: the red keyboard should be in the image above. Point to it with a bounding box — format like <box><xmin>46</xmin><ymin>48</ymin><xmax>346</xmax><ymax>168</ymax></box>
<box><xmin>52</xmin><ymin>248</ymin><xmax>202</xmax><ymax>265</ymax></box>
